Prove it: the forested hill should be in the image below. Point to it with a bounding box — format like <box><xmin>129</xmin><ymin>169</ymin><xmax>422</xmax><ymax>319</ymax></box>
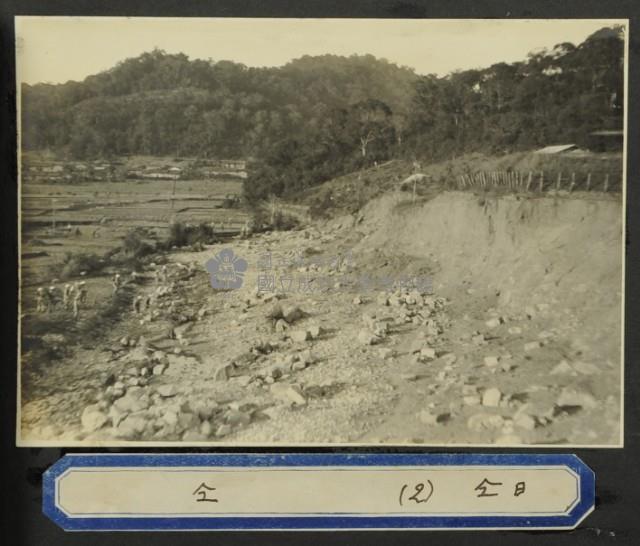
<box><xmin>21</xmin><ymin>52</ymin><xmax>418</xmax><ymax>159</ymax></box>
<box><xmin>21</xmin><ymin>25</ymin><xmax>624</xmax><ymax>201</ymax></box>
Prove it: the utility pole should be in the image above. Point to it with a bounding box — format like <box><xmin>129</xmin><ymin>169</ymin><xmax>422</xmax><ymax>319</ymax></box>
<box><xmin>171</xmin><ymin>178</ymin><xmax>177</xmax><ymax>210</ymax></box>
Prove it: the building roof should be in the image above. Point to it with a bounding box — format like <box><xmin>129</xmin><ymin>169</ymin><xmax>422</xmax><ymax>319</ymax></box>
<box><xmin>589</xmin><ymin>130</ymin><xmax>623</xmax><ymax>137</ymax></box>
<box><xmin>533</xmin><ymin>144</ymin><xmax>578</xmax><ymax>155</ymax></box>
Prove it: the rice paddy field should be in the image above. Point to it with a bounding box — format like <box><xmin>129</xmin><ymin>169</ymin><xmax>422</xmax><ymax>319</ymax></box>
<box><xmin>20</xmin><ymin>172</ymin><xmax>248</xmax><ymax>289</ymax></box>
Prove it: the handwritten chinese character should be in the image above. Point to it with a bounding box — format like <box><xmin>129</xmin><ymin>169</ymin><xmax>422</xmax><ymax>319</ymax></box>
<box><xmin>475</xmin><ymin>478</ymin><xmax>503</xmax><ymax>497</ymax></box>
<box><xmin>514</xmin><ymin>481</ymin><xmax>526</xmax><ymax>497</ymax></box>
<box><xmin>193</xmin><ymin>483</ymin><xmax>218</xmax><ymax>503</ymax></box>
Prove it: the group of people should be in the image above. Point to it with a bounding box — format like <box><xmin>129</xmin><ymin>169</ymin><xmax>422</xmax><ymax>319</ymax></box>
<box><xmin>111</xmin><ymin>269</ymin><xmax>144</xmax><ymax>295</ymax></box>
<box><xmin>36</xmin><ymin>280</ymin><xmax>88</xmax><ymax>318</ymax></box>
<box><xmin>35</xmin><ymin>262</ymin><xmax>188</xmax><ymax>321</ymax></box>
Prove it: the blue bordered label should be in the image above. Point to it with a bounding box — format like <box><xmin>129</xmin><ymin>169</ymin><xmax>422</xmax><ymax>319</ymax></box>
<box><xmin>43</xmin><ymin>453</ymin><xmax>594</xmax><ymax>531</ymax></box>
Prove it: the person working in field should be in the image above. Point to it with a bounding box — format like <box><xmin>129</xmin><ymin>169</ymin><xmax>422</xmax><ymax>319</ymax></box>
<box><xmin>111</xmin><ymin>273</ymin><xmax>121</xmax><ymax>295</ymax></box>
<box><xmin>72</xmin><ymin>288</ymin><xmax>82</xmax><ymax>319</ymax></box>
<box><xmin>240</xmin><ymin>219</ymin><xmax>250</xmax><ymax>238</ymax></box>
<box><xmin>62</xmin><ymin>283</ymin><xmax>74</xmax><ymax>310</ymax></box>
<box><xmin>47</xmin><ymin>285</ymin><xmax>59</xmax><ymax>312</ymax></box>
<box><xmin>36</xmin><ymin>287</ymin><xmax>46</xmax><ymax>313</ymax></box>
<box><xmin>152</xmin><ymin>265</ymin><xmax>160</xmax><ymax>286</ymax></box>
<box><xmin>77</xmin><ymin>281</ymin><xmax>87</xmax><ymax>303</ymax></box>
<box><xmin>132</xmin><ymin>295</ymin><xmax>143</xmax><ymax>314</ymax></box>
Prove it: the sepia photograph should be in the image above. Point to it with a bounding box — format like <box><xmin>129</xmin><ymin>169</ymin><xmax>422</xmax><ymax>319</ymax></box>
<box><xmin>16</xmin><ymin>17</ymin><xmax>627</xmax><ymax>447</ymax></box>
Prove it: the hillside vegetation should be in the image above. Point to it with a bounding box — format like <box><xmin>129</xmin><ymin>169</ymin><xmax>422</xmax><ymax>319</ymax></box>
<box><xmin>21</xmin><ymin>26</ymin><xmax>624</xmax><ymax>202</ymax></box>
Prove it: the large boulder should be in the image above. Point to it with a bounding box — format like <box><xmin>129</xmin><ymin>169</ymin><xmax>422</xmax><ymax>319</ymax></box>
<box><xmin>271</xmin><ymin>383</ymin><xmax>307</xmax><ymax>406</ymax></box>
<box><xmin>81</xmin><ymin>405</ymin><xmax>109</xmax><ymax>432</ymax></box>
<box><xmin>282</xmin><ymin>305</ymin><xmax>306</xmax><ymax>324</ymax></box>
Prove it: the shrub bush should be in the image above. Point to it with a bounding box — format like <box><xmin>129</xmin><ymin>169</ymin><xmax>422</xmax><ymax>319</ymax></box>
<box><xmin>122</xmin><ymin>229</ymin><xmax>155</xmax><ymax>258</ymax></box>
<box><xmin>166</xmin><ymin>221</ymin><xmax>218</xmax><ymax>248</ymax></box>
<box><xmin>59</xmin><ymin>252</ymin><xmax>103</xmax><ymax>279</ymax></box>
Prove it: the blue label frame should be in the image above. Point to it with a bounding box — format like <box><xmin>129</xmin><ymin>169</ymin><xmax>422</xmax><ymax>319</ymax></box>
<box><xmin>43</xmin><ymin>453</ymin><xmax>594</xmax><ymax>531</ymax></box>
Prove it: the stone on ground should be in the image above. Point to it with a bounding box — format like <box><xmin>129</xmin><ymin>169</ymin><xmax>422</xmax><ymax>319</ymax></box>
<box><xmin>271</xmin><ymin>383</ymin><xmax>307</xmax><ymax>406</ymax></box>
<box><xmin>550</xmin><ymin>360</ymin><xmax>575</xmax><ymax>375</ymax></box>
<box><xmin>378</xmin><ymin>348</ymin><xmax>394</xmax><ymax>359</ymax></box>
<box><xmin>214</xmin><ymin>363</ymin><xmax>234</xmax><ymax>381</ymax></box>
<box><xmin>467</xmin><ymin>413</ymin><xmax>505</xmax><ymax>431</ymax></box>
<box><xmin>494</xmin><ymin>434</ymin><xmax>523</xmax><ymax>445</ymax></box>
<box><xmin>419</xmin><ymin>347</ymin><xmax>436</xmax><ymax>360</ymax></box>
<box><xmin>81</xmin><ymin>405</ymin><xmax>109</xmax><ymax>432</ymax></box>
<box><xmin>282</xmin><ymin>305</ymin><xmax>306</xmax><ymax>323</ymax></box>
<box><xmin>482</xmin><ymin>388</ymin><xmax>502</xmax><ymax>407</ymax></box>
<box><xmin>156</xmin><ymin>384</ymin><xmax>178</xmax><ymax>397</ymax></box>
<box><xmin>556</xmin><ymin>388</ymin><xmax>598</xmax><ymax>409</ymax></box>
<box><xmin>290</xmin><ymin>329</ymin><xmax>311</xmax><ymax>343</ymax></box>
<box><xmin>572</xmin><ymin>361</ymin><xmax>600</xmax><ymax>375</ymax></box>
<box><xmin>357</xmin><ymin>329</ymin><xmax>380</xmax><ymax>346</ymax></box>
<box><xmin>514</xmin><ymin>413</ymin><xmax>536</xmax><ymax>431</ymax></box>
<box><xmin>417</xmin><ymin>410</ymin><xmax>438</xmax><ymax>425</ymax></box>
<box><xmin>484</xmin><ymin>356</ymin><xmax>499</xmax><ymax>368</ymax></box>
<box><xmin>485</xmin><ymin>317</ymin><xmax>501</xmax><ymax>329</ymax></box>
<box><xmin>216</xmin><ymin>424</ymin><xmax>232</xmax><ymax>437</ymax></box>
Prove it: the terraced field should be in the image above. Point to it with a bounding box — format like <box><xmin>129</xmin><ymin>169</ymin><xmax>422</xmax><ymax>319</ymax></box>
<box><xmin>20</xmin><ymin>176</ymin><xmax>248</xmax><ymax>288</ymax></box>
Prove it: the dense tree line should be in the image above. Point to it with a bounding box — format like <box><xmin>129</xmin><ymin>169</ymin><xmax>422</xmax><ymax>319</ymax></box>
<box><xmin>21</xmin><ymin>26</ymin><xmax>624</xmax><ymax>202</ymax></box>
<box><xmin>22</xmin><ymin>51</ymin><xmax>416</xmax><ymax>159</ymax></box>
<box><xmin>406</xmin><ymin>26</ymin><xmax>624</xmax><ymax>160</ymax></box>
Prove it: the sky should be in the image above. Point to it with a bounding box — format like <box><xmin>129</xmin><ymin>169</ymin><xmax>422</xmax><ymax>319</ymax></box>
<box><xmin>15</xmin><ymin>17</ymin><xmax>626</xmax><ymax>85</ymax></box>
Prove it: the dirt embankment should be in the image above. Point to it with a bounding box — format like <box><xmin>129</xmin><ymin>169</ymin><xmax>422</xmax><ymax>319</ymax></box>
<box><xmin>21</xmin><ymin>184</ymin><xmax>623</xmax><ymax>446</ymax></box>
<box><xmin>303</xmin><ymin>151</ymin><xmax>622</xmax><ymax>218</ymax></box>
<box><xmin>348</xmin><ymin>191</ymin><xmax>622</xmax><ymax>440</ymax></box>
<box><xmin>355</xmin><ymin>191</ymin><xmax>622</xmax><ymax>350</ymax></box>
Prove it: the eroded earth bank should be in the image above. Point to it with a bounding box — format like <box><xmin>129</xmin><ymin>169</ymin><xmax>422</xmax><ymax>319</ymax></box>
<box><xmin>21</xmin><ymin>190</ymin><xmax>622</xmax><ymax>446</ymax></box>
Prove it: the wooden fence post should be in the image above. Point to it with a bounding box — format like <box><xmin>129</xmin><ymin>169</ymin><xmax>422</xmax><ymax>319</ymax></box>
<box><xmin>526</xmin><ymin>171</ymin><xmax>532</xmax><ymax>192</ymax></box>
<box><xmin>586</xmin><ymin>172</ymin><xmax>591</xmax><ymax>191</ymax></box>
<box><xmin>604</xmin><ymin>173</ymin><xmax>609</xmax><ymax>192</ymax></box>
<box><xmin>539</xmin><ymin>172</ymin><xmax>544</xmax><ymax>192</ymax></box>
<box><xmin>569</xmin><ymin>172</ymin><xmax>576</xmax><ymax>193</ymax></box>
<box><xmin>556</xmin><ymin>172</ymin><xmax>562</xmax><ymax>191</ymax></box>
